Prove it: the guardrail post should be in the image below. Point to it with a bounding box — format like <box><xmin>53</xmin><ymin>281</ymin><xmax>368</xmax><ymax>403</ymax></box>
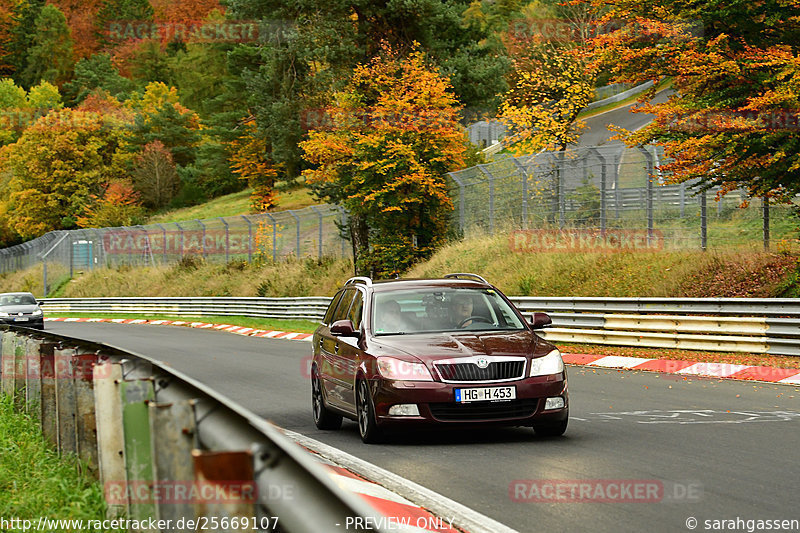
<box><xmin>94</xmin><ymin>361</ymin><xmax>127</xmax><ymax>519</ymax></box>
<box><xmin>40</xmin><ymin>341</ymin><xmax>58</xmax><ymax>446</ymax></box>
<box><xmin>75</xmin><ymin>350</ymin><xmax>100</xmax><ymax>474</ymax></box>
<box><xmin>25</xmin><ymin>337</ymin><xmax>42</xmax><ymax>421</ymax></box>
<box><xmin>54</xmin><ymin>346</ymin><xmax>78</xmax><ymax>455</ymax></box>
<box><xmin>149</xmin><ymin>400</ymin><xmax>198</xmax><ymax>523</ymax></box>
<box><xmin>1</xmin><ymin>330</ymin><xmax>17</xmax><ymax>397</ymax></box>
<box><xmin>120</xmin><ymin>377</ymin><xmax>157</xmax><ymax>526</ymax></box>
<box><xmin>193</xmin><ymin>450</ymin><xmax>257</xmax><ymax>524</ymax></box>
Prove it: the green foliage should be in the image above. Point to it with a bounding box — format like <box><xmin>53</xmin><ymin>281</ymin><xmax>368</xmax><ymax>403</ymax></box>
<box><xmin>95</xmin><ymin>0</ymin><xmax>154</xmax><ymax>48</ymax></box>
<box><xmin>0</xmin><ymin>77</ymin><xmax>26</xmax><ymax>108</ymax></box>
<box><xmin>64</xmin><ymin>53</ymin><xmax>135</xmax><ymax>105</ymax></box>
<box><xmin>0</xmin><ymin>395</ymin><xmax>113</xmax><ymax>521</ymax></box>
<box><xmin>26</xmin><ymin>80</ymin><xmax>62</xmax><ymax>112</ymax></box>
<box><xmin>5</xmin><ymin>0</ymin><xmax>45</xmax><ymax>86</ymax></box>
<box><xmin>20</xmin><ymin>4</ymin><xmax>74</xmax><ymax>88</ymax></box>
<box><xmin>127</xmin><ymin>101</ymin><xmax>200</xmax><ymax>168</ymax></box>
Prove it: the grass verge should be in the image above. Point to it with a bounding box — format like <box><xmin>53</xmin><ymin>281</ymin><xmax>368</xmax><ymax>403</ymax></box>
<box><xmin>0</xmin><ymin>394</ymin><xmax>117</xmax><ymax>527</ymax></box>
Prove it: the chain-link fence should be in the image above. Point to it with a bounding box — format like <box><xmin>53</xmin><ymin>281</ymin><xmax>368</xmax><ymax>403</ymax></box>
<box><xmin>448</xmin><ymin>144</ymin><xmax>799</xmax><ymax>251</ymax></box>
<box><xmin>0</xmin><ymin>204</ymin><xmax>351</xmax><ymax>294</ymax></box>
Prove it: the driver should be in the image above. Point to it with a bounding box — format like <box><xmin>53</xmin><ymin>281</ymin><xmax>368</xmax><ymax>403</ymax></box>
<box><xmin>450</xmin><ymin>293</ymin><xmax>474</xmax><ymax>328</ymax></box>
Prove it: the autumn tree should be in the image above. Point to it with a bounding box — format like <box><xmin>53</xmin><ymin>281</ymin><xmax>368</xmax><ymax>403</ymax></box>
<box><xmin>131</xmin><ymin>140</ymin><xmax>179</xmax><ymax>208</ymax></box>
<box><xmin>301</xmin><ymin>47</ymin><xmax>468</xmax><ymax>277</ymax></box>
<box><xmin>499</xmin><ymin>2</ymin><xmax>595</xmax><ymax>154</ymax></box>
<box><xmin>230</xmin><ymin>117</ymin><xmax>277</xmax><ymax>213</ymax></box>
<box><xmin>21</xmin><ymin>4</ymin><xmax>75</xmax><ymax>88</ymax></box>
<box><xmin>4</xmin><ymin>108</ymin><xmax>130</xmax><ymax>238</ymax></box>
<box><xmin>77</xmin><ymin>179</ymin><xmax>145</xmax><ymax>227</ymax></box>
<box><xmin>590</xmin><ymin>0</ymin><xmax>800</xmax><ymax>199</ymax></box>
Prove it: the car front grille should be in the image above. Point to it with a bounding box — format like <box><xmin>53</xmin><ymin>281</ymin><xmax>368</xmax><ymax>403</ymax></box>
<box><xmin>435</xmin><ymin>360</ymin><xmax>525</xmax><ymax>382</ymax></box>
<box><xmin>429</xmin><ymin>399</ymin><xmax>540</xmax><ymax>421</ymax></box>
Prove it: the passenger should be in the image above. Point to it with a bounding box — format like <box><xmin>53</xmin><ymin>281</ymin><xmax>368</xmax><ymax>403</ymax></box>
<box><xmin>376</xmin><ymin>299</ymin><xmax>408</xmax><ymax>333</ymax></box>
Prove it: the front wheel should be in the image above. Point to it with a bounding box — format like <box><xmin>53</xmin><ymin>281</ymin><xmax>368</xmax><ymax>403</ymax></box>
<box><xmin>312</xmin><ymin>369</ymin><xmax>342</xmax><ymax>430</ymax></box>
<box><xmin>533</xmin><ymin>417</ymin><xmax>568</xmax><ymax>437</ymax></box>
<box><xmin>356</xmin><ymin>380</ymin><xmax>383</xmax><ymax>444</ymax></box>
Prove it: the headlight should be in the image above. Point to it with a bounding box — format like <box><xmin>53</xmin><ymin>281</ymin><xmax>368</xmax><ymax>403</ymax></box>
<box><xmin>32</xmin><ymin>309</ymin><xmax>43</xmax><ymax>316</ymax></box>
<box><xmin>376</xmin><ymin>357</ymin><xmax>433</xmax><ymax>381</ymax></box>
<box><xmin>530</xmin><ymin>349</ymin><xmax>564</xmax><ymax>377</ymax></box>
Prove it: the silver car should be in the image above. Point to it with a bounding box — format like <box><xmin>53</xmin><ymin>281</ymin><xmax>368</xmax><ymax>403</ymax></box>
<box><xmin>0</xmin><ymin>292</ymin><xmax>44</xmax><ymax>329</ymax></box>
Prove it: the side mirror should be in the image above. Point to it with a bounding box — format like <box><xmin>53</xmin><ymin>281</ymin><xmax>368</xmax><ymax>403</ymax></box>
<box><xmin>330</xmin><ymin>319</ymin><xmax>361</xmax><ymax>338</ymax></box>
<box><xmin>529</xmin><ymin>312</ymin><xmax>552</xmax><ymax>330</ymax></box>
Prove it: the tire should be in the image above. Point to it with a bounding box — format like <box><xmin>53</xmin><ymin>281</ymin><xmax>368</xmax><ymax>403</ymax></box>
<box><xmin>533</xmin><ymin>417</ymin><xmax>568</xmax><ymax>437</ymax></box>
<box><xmin>356</xmin><ymin>380</ymin><xmax>383</xmax><ymax>444</ymax></box>
<box><xmin>312</xmin><ymin>368</ymin><xmax>342</xmax><ymax>430</ymax></box>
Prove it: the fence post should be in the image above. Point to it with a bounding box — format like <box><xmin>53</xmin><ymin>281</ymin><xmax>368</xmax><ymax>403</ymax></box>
<box><xmin>588</xmin><ymin>147</ymin><xmax>607</xmax><ymax>237</ymax></box>
<box><xmin>512</xmin><ymin>158</ymin><xmax>529</xmax><ymax>229</ymax></box>
<box><xmin>477</xmin><ymin>165</ymin><xmax>495</xmax><ymax>235</ymax></box>
<box><xmin>198</xmin><ymin>220</ymin><xmax>207</xmax><ymax>258</ymax></box>
<box><xmin>700</xmin><ymin>190</ymin><xmax>707</xmax><ymax>251</ymax></box>
<box><xmin>448</xmin><ymin>172</ymin><xmax>466</xmax><ymax>234</ymax></box>
<box><xmin>175</xmin><ymin>222</ymin><xmax>185</xmax><ymax>259</ymax></box>
<box><xmin>265</xmin><ymin>213</ymin><xmax>277</xmax><ymax>262</ymax></box>
<box><xmin>240</xmin><ymin>215</ymin><xmax>253</xmax><ymax>263</ymax></box>
<box><xmin>763</xmin><ymin>196</ymin><xmax>770</xmax><ymax>251</ymax></box>
<box><xmin>680</xmin><ymin>182</ymin><xmax>686</xmax><ymax>218</ymax></box>
<box><xmin>289</xmin><ymin>210</ymin><xmax>301</xmax><ymax>258</ymax></box>
<box><xmin>638</xmin><ymin>146</ymin><xmax>655</xmax><ymax>246</ymax></box>
<box><xmin>219</xmin><ymin>217</ymin><xmax>230</xmax><ymax>263</ymax></box>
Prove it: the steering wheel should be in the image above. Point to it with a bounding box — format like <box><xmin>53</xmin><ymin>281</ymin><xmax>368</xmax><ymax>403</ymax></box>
<box><xmin>458</xmin><ymin>316</ymin><xmax>492</xmax><ymax>328</ymax></box>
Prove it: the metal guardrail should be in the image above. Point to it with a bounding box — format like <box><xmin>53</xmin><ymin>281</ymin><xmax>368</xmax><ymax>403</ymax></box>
<box><xmin>0</xmin><ymin>326</ymin><xmax>388</xmax><ymax>532</ymax></box>
<box><xmin>39</xmin><ymin>296</ymin><xmax>800</xmax><ymax>356</ymax></box>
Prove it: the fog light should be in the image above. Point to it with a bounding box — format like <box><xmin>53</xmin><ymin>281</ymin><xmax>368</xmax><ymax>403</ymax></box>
<box><xmin>388</xmin><ymin>404</ymin><xmax>420</xmax><ymax>416</ymax></box>
<box><xmin>544</xmin><ymin>397</ymin><xmax>565</xmax><ymax>410</ymax></box>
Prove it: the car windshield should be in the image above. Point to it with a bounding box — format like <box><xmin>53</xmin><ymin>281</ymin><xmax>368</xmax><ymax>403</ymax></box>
<box><xmin>372</xmin><ymin>288</ymin><xmax>526</xmax><ymax>335</ymax></box>
<box><xmin>0</xmin><ymin>294</ymin><xmax>36</xmax><ymax>306</ymax></box>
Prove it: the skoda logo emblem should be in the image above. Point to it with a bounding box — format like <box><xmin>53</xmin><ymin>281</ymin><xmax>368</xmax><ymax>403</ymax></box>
<box><xmin>476</xmin><ymin>358</ymin><xmax>489</xmax><ymax>369</ymax></box>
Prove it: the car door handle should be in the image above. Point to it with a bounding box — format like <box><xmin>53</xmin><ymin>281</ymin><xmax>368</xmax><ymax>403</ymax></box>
<box><xmin>334</xmin><ymin>343</ymin><xmax>340</xmax><ymax>354</ymax></box>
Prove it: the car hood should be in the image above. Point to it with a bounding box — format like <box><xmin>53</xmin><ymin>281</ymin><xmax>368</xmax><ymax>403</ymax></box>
<box><xmin>1</xmin><ymin>305</ymin><xmax>39</xmax><ymax>314</ymax></box>
<box><xmin>370</xmin><ymin>330</ymin><xmax>538</xmax><ymax>361</ymax></box>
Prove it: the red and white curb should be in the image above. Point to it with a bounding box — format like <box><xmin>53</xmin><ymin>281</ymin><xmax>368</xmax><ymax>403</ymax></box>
<box><xmin>563</xmin><ymin>353</ymin><xmax>800</xmax><ymax>385</ymax></box>
<box><xmin>45</xmin><ymin>317</ymin><xmax>313</xmax><ymax>342</ymax></box>
<box><xmin>285</xmin><ymin>430</ymin><xmax>516</xmax><ymax>533</ymax></box>
<box><xmin>46</xmin><ymin>318</ymin><xmax>800</xmax><ymax>385</ymax></box>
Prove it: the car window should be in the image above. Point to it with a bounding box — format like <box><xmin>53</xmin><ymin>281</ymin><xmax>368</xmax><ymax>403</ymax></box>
<box><xmin>20</xmin><ymin>295</ymin><xmax>36</xmax><ymax>305</ymax></box>
<box><xmin>372</xmin><ymin>287</ymin><xmax>525</xmax><ymax>335</ymax></box>
<box><xmin>324</xmin><ymin>290</ymin><xmax>346</xmax><ymax>324</ymax></box>
<box><xmin>347</xmin><ymin>292</ymin><xmax>364</xmax><ymax>329</ymax></box>
<box><xmin>332</xmin><ymin>289</ymin><xmax>356</xmax><ymax>323</ymax></box>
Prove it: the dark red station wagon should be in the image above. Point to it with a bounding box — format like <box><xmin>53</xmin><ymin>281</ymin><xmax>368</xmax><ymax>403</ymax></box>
<box><xmin>311</xmin><ymin>273</ymin><xmax>569</xmax><ymax>443</ymax></box>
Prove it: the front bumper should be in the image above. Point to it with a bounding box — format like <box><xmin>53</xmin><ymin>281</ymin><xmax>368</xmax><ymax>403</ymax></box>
<box><xmin>0</xmin><ymin>317</ymin><xmax>44</xmax><ymax>329</ymax></box>
<box><xmin>370</xmin><ymin>373</ymin><xmax>568</xmax><ymax>428</ymax></box>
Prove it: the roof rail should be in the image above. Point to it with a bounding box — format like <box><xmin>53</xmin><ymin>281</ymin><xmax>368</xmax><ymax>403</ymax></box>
<box><xmin>444</xmin><ymin>273</ymin><xmax>489</xmax><ymax>284</ymax></box>
<box><xmin>345</xmin><ymin>276</ymin><xmax>373</xmax><ymax>287</ymax></box>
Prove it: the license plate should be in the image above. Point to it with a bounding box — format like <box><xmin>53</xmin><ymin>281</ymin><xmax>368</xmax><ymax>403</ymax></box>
<box><xmin>455</xmin><ymin>386</ymin><xmax>516</xmax><ymax>403</ymax></box>
<box><xmin>13</xmin><ymin>317</ymin><xmax>29</xmax><ymax>322</ymax></box>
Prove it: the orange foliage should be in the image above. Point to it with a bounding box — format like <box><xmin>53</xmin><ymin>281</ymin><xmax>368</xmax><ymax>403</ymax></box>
<box><xmin>50</xmin><ymin>0</ymin><xmax>104</xmax><ymax>59</ymax></box>
<box><xmin>229</xmin><ymin>118</ymin><xmax>277</xmax><ymax>213</ymax></box>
